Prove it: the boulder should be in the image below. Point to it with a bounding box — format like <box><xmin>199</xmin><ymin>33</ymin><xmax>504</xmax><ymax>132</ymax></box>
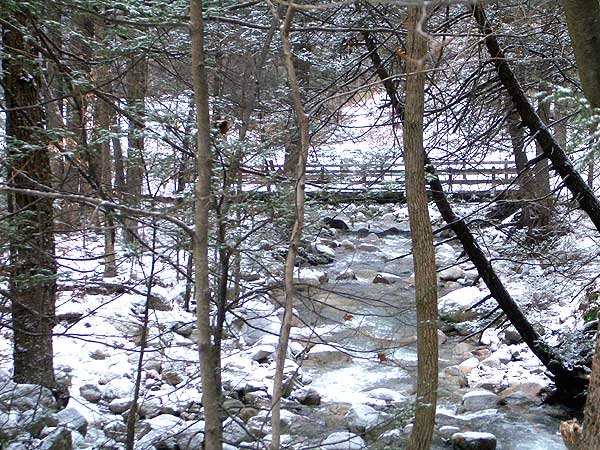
<box><xmin>161</xmin><ymin>369</ymin><xmax>184</xmax><ymax>386</ymax></box>
<box><xmin>436</xmin><ymin>243</ymin><xmax>456</xmax><ymax>267</ymax></box>
<box><xmin>324</xmin><ymin>217</ymin><xmax>350</xmax><ymax>231</ymax></box>
<box><xmin>305</xmin><ymin>344</ymin><xmax>352</xmax><ymax>365</ymax></box>
<box><xmin>39</xmin><ymin>427</ymin><xmax>73</xmax><ymax>450</ymax></box>
<box><xmin>54</xmin><ymin>407</ymin><xmax>88</xmax><ymax>435</ymax></box>
<box><xmin>340</xmin><ymin>240</ymin><xmax>356</xmax><ymax>250</ymax></box>
<box><xmin>345</xmin><ymin>403</ymin><xmax>387</xmax><ymax>433</ymax></box>
<box><xmin>18</xmin><ymin>409</ymin><xmax>58</xmax><ymax>436</ymax></box>
<box><xmin>108</xmin><ymin>398</ymin><xmax>133</xmax><ymax>414</ymax></box>
<box><xmin>249</xmin><ymin>344</ymin><xmax>276</xmax><ymax>362</ymax></box>
<box><xmin>458</xmin><ymin>390</ymin><xmax>501</xmax><ymax>413</ymax></box>
<box><xmin>438</xmin><ymin>287</ymin><xmax>485</xmax><ymax>322</ymax></box>
<box><xmin>294</xmin><ymin>268</ymin><xmax>328</xmax><ymax>285</ymax></box>
<box><xmin>79</xmin><ymin>384</ymin><xmax>102</xmax><ymax>403</ymax></box>
<box><xmin>357</xmin><ymin>243</ymin><xmax>381</xmax><ymax>253</ymax></box>
<box><xmin>139</xmin><ymin>396</ymin><xmax>163</xmax><ymax>419</ymax></box>
<box><xmin>148</xmin><ymin>294</ymin><xmax>172</xmax><ymax>311</ymax></box>
<box><xmin>458</xmin><ymin>357</ymin><xmax>480</xmax><ymax>375</ymax></box>
<box><xmin>439</xmin><ymin>266</ymin><xmax>464</xmax><ymax>281</ymax></box>
<box><xmin>176</xmin><ymin>421</ymin><xmax>205</xmax><ymax>450</ymax></box>
<box><xmin>0</xmin><ymin>382</ymin><xmax>57</xmax><ymax>412</ymax></box>
<box><xmin>294</xmin><ymin>387</ymin><xmax>321</xmax><ymax>406</ymax></box>
<box><xmin>336</xmin><ymin>269</ymin><xmax>358</xmax><ymax>281</ymax></box>
<box><xmin>102</xmin><ymin>378</ymin><xmax>135</xmax><ymax>402</ymax></box>
<box><xmin>321</xmin><ymin>431</ymin><xmax>365</xmax><ymax>449</ymax></box>
<box><xmin>451</xmin><ymin>431</ymin><xmax>497</xmax><ymax>450</ymax></box>
<box><xmin>365</xmin><ymin>388</ymin><xmax>407</xmax><ymax>403</ymax></box>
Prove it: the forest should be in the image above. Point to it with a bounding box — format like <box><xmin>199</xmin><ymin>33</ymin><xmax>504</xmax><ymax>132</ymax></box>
<box><xmin>2</xmin><ymin>0</ymin><xmax>600</xmax><ymax>449</ymax></box>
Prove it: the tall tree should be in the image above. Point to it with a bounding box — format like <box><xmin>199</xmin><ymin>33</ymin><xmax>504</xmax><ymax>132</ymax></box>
<box><xmin>403</xmin><ymin>6</ymin><xmax>438</xmax><ymax>450</ymax></box>
<box><xmin>190</xmin><ymin>0</ymin><xmax>222</xmax><ymax>448</ymax></box>
<box><xmin>3</xmin><ymin>5</ymin><xmax>58</xmax><ymax>389</ymax></box>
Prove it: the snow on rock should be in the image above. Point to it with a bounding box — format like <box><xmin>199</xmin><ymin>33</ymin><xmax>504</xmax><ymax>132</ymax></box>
<box><xmin>101</xmin><ymin>378</ymin><xmax>135</xmax><ymax>402</ymax></box>
<box><xmin>457</xmin><ymin>390</ymin><xmax>501</xmax><ymax>413</ymax></box>
<box><xmin>451</xmin><ymin>431</ymin><xmax>497</xmax><ymax>450</ymax></box>
<box><xmin>365</xmin><ymin>388</ymin><xmax>407</xmax><ymax>404</ymax></box>
<box><xmin>345</xmin><ymin>403</ymin><xmax>389</xmax><ymax>434</ymax></box>
<box><xmin>438</xmin><ymin>286</ymin><xmax>485</xmax><ymax>322</ymax></box>
<box><xmin>439</xmin><ymin>266</ymin><xmax>465</xmax><ymax>281</ymax></box>
<box><xmin>305</xmin><ymin>344</ymin><xmax>353</xmax><ymax>365</ymax></box>
<box><xmin>336</xmin><ymin>268</ymin><xmax>358</xmax><ymax>281</ymax></box>
<box><xmin>54</xmin><ymin>407</ymin><xmax>88</xmax><ymax>435</ymax></box>
<box><xmin>373</xmin><ymin>272</ymin><xmax>403</xmax><ymax>284</ymax></box>
<box><xmin>0</xmin><ymin>383</ymin><xmax>57</xmax><ymax>412</ymax></box>
<box><xmin>294</xmin><ymin>268</ymin><xmax>329</xmax><ymax>285</ymax></box>
<box><xmin>458</xmin><ymin>357</ymin><xmax>480</xmax><ymax>374</ymax></box>
<box><xmin>356</xmin><ymin>243</ymin><xmax>381</xmax><ymax>252</ymax></box>
<box><xmin>320</xmin><ymin>431</ymin><xmax>365</xmax><ymax>449</ymax></box>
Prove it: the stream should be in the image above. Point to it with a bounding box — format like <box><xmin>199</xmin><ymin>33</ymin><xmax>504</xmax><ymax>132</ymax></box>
<box><xmin>293</xmin><ymin>229</ymin><xmax>570</xmax><ymax>449</ymax></box>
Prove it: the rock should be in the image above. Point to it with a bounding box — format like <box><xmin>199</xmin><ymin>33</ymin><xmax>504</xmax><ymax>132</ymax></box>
<box><xmin>458</xmin><ymin>357</ymin><xmax>480</xmax><ymax>374</ymax></box>
<box><xmin>439</xmin><ymin>425</ymin><xmax>461</xmax><ymax>440</ymax></box>
<box><xmin>0</xmin><ymin>382</ymin><xmax>57</xmax><ymax>412</ymax></box>
<box><xmin>365</xmin><ymin>388</ymin><xmax>407</xmax><ymax>403</ymax></box>
<box><xmin>438</xmin><ymin>287</ymin><xmax>485</xmax><ymax>322</ymax></box>
<box><xmin>374</xmin><ymin>272</ymin><xmax>404</xmax><ymax>285</ymax></box>
<box><xmin>500</xmin><ymin>382</ymin><xmax>545</xmax><ymax>399</ymax></box>
<box><xmin>479</xmin><ymin>356</ymin><xmax>501</xmax><ymax>369</ymax></box>
<box><xmin>294</xmin><ymin>268</ymin><xmax>328</xmax><ymax>285</ymax></box>
<box><xmin>89</xmin><ymin>349</ymin><xmax>110</xmax><ymax>360</ymax></box>
<box><xmin>148</xmin><ymin>293</ymin><xmax>172</xmax><ymax>311</ymax></box>
<box><xmin>54</xmin><ymin>407</ymin><xmax>87</xmax><ymax>435</ymax></box>
<box><xmin>108</xmin><ymin>398</ymin><xmax>133</xmax><ymax>414</ymax></box>
<box><xmin>176</xmin><ymin>420</ymin><xmax>205</xmax><ymax>450</ymax></box>
<box><xmin>451</xmin><ymin>431</ymin><xmax>497</xmax><ymax>450</ymax></box>
<box><xmin>19</xmin><ymin>409</ymin><xmax>58</xmax><ymax>435</ymax></box>
<box><xmin>305</xmin><ymin>344</ymin><xmax>352</xmax><ymax>365</ymax></box>
<box><xmin>101</xmin><ymin>378</ymin><xmax>134</xmax><ymax>401</ymax></box>
<box><xmin>294</xmin><ymin>387</ymin><xmax>321</xmax><ymax>406</ymax></box>
<box><xmin>438</xmin><ymin>329</ymin><xmax>448</xmax><ymax>344</ymax></box>
<box><xmin>170</xmin><ymin>320</ymin><xmax>195</xmax><ymax>338</ymax></box>
<box><xmin>103</xmin><ymin>419</ymin><xmax>127</xmax><ymax>442</ymax></box>
<box><xmin>321</xmin><ymin>431</ymin><xmax>365</xmax><ymax>449</ymax></box>
<box><xmin>324</xmin><ymin>217</ymin><xmax>350</xmax><ymax>231</ymax></box>
<box><xmin>161</xmin><ymin>369</ymin><xmax>184</xmax><ymax>386</ymax></box>
<box><xmin>239</xmin><ymin>407</ymin><xmax>258</xmax><ymax>422</ymax></box>
<box><xmin>502</xmin><ymin>327</ymin><xmax>523</xmax><ymax>344</ymax></box>
<box><xmin>39</xmin><ymin>427</ymin><xmax>73</xmax><ymax>450</ymax></box>
<box><xmin>139</xmin><ymin>396</ymin><xmax>162</xmax><ymax>419</ymax></box>
<box><xmin>0</xmin><ymin>410</ymin><xmax>20</xmax><ymax>440</ymax></box>
<box><xmin>224</xmin><ymin>417</ymin><xmax>253</xmax><ymax>443</ymax></box>
<box><xmin>340</xmin><ymin>239</ymin><xmax>356</xmax><ymax>250</ymax></box>
<box><xmin>79</xmin><ymin>384</ymin><xmax>102</xmax><ymax>403</ymax></box>
<box><xmin>345</xmin><ymin>403</ymin><xmax>387</xmax><ymax>433</ymax></box>
<box><xmin>336</xmin><ymin>269</ymin><xmax>358</xmax><ymax>281</ymax></box>
<box><xmin>312</xmin><ymin>242</ymin><xmax>336</xmax><ymax>259</ymax></box>
<box><xmin>357</xmin><ymin>243</ymin><xmax>381</xmax><ymax>252</ymax></box>
<box><xmin>458</xmin><ymin>390</ymin><xmax>501</xmax><ymax>413</ymax></box>
<box><xmin>439</xmin><ymin>266</ymin><xmax>464</xmax><ymax>281</ymax></box>
<box><xmin>249</xmin><ymin>344</ymin><xmax>276</xmax><ymax>362</ymax></box>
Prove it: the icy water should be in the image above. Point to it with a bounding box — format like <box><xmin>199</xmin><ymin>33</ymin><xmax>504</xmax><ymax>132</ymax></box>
<box><xmin>297</xmin><ymin>231</ymin><xmax>569</xmax><ymax>450</ymax></box>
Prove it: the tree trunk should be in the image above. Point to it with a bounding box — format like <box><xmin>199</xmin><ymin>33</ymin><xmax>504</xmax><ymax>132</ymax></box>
<box><xmin>271</xmin><ymin>6</ymin><xmax>310</xmax><ymax>449</ymax></box>
<box><xmin>190</xmin><ymin>1</ymin><xmax>222</xmax><ymax>449</ymax></box>
<box><xmin>4</xmin><ymin>8</ymin><xmax>57</xmax><ymax>389</ymax></box>
<box><xmin>532</xmin><ymin>99</ymin><xmax>553</xmax><ymax>231</ymax></box>
<box><xmin>124</xmin><ymin>55</ymin><xmax>148</xmax><ymax>244</ymax></box>
<box><xmin>403</xmin><ymin>7</ymin><xmax>438</xmax><ymax>450</ymax></box>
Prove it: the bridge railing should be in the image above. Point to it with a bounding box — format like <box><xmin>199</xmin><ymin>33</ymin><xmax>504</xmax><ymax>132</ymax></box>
<box><xmin>246</xmin><ymin>160</ymin><xmax>518</xmax><ymax>194</ymax></box>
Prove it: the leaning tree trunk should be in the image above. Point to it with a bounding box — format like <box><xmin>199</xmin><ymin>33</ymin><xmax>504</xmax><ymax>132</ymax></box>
<box><xmin>190</xmin><ymin>1</ymin><xmax>222</xmax><ymax>449</ymax></box>
<box><xmin>270</xmin><ymin>6</ymin><xmax>310</xmax><ymax>449</ymax></box>
<box><xmin>3</xmin><ymin>8</ymin><xmax>58</xmax><ymax>389</ymax></box>
<box><xmin>403</xmin><ymin>6</ymin><xmax>438</xmax><ymax>450</ymax></box>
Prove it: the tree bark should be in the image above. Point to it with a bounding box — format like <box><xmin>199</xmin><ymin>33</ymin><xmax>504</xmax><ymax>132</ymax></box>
<box><xmin>270</xmin><ymin>6</ymin><xmax>310</xmax><ymax>450</ymax></box>
<box><xmin>190</xmin><ymin>1</ymin><xmax>222</xmax><ymax>449</ymax></box>
<box><xmin>403</xmin><ymin>7</ymin><xmax>438</xmax><ymax>450</ymax></box>
<box><xmin>4</xmin><ymin>8</ymin><xmax>57</xmax><ymax>389</ymax></box>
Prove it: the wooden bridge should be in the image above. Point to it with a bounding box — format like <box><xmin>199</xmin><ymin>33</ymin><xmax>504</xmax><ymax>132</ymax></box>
<box><xmin>247</xmin><ymin>160</ymin><xmax>518</xmax><ymax>202</ymax></box>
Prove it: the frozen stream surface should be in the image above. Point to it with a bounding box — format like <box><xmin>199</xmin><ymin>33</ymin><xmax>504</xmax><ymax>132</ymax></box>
<box><xmin>298</xmin><ymin>229</ymin><xmax>569</xmax><ymax>449</ymax></box>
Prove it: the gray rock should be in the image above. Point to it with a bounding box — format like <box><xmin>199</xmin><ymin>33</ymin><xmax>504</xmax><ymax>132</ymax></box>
<box><xmin>249</xmin><ymin>344</ymin><xmax>276</xmax><ymax>362</ymax></box>
<box><xmin>305</xmin><ymin>344</ymin><xmax>352</xmax><ymax>365</ymax></box>
<box><xmin>79</xmin><ymin>384</ymin><xmax>101</xmax><ymax>403</ymax></box>
<box><xmin>0</xmin><ymin>410</ymin><xmax>20</xmax><ymax>440</ymax></box>
<box><xmin>458</xmin><ymin>391</ymin><xmax>501</xmax><ymax>413</ymax></box>
<box><xmin>365</xmin><ymin>388</ymin><xmax>407</xmax><ymax>403</ymax></box>
<box><xmin>439</xmin><ymin>266</ymin><xmax>464</xmax><ymax>281</ymax></box>
<box><xmin>54</xmin><ymin>407</ymin><xmax>87</xmax><ymax>435</ymax></box>
<box><xmin>439</xmin><ymin>425</ymin><xmax>461</xmax><ymax>440</ymax></box>
<box><xmin>148</xmin><ymin>294</ymin><xmax>172</xmax><ymax>311</ymax></box>
<box><xmin>345</xmin><ymin>403</ymin><xmax>387</xmax><ymax>434</ymax></box>
<box><xmin>18</xmin><ymin>409</ymin><xmax>58</xmax><ymax>436</ymax></box>
<box><xmin>108</xmin><ymin>398</ymin><xmax>133</xmax><ymax>414</ymax></box>
<box><xmin>451</xmin><ymin>431</ymin><xmax>497</xmax><ymax>450</ymax></box>
<box><xmin>161</xmin><ymin>369</ymin><xmax>184</xmax><ymax>386</ymax></box>
<box><xmin>357</xmin><ymin>243</ymin><xmax>381</xmax><ymax>253</ymax></box>
<box><xmin>438</xmin><ymin>287</ymin><xmax>484</xmax><ymax>322</ymax></box>
<box><xmin>336</xmin><ymin>269</ymin><xmax>358</xmax><ymax>281</ymax></box>
<box><xmin>89</xmin><ymin>349</ymin><xmax>110</xmax><ymax>360</ymax></box>
<box><xmin>0</xmin><ymin>382</ymin><xmax>57</xmax><ymax>412</ymax></box>
<box><xmin>103</xmin><ymin>419</ymin><xmax>127</xmax><ymax>442</ymax></box>
<box><xmin>321</xmin><ymin>431</ymin><xmax>365</xmax><ymax>449</ymax></box>
<box><xmin>39</xmin><ymin>427</ymin><xmax>73</xmax><ymax>450</ymax></box>
<box><xmin>373</xmin><ymin>273</ymin><xmax>403</xmax><ymax>284</ymax></box>
<box><xmin>223</xmin><ymin>418</ymin><xmax>253</xmax><ymax>443</ymax></box>
<box><xmin>101</xmin><ymin>378</ymin><xmax>134</xmax><ymax>402</ymax></box>
<box><xmin>294</xmin><ymin>387</ymin><xmax>321</xmax><ymax>406</ymax></box>
<box><xmin>176</xmin><ymin>420</ymin><xmax>205</xmax><ymax>450</ymax></box>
